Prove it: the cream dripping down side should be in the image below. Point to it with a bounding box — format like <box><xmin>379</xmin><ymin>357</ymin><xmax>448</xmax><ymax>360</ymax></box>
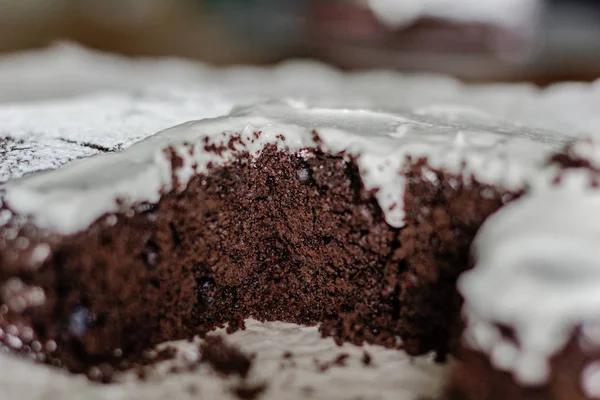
<box><xmin>3</xmin><ymin>100</ymin><xmax>561</xmax><ymax>234</ymax></box>
<box><xmin>460</xmin><ymin>139</ymin><xmax>600</xmax><ymax>390</ymax></box>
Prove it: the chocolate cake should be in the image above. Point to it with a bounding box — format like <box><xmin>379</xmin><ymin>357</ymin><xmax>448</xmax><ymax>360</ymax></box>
<box><xmin>3</xmin><ymin>45</ymin><xmax>600</xmax><ymax>399</ymax></box>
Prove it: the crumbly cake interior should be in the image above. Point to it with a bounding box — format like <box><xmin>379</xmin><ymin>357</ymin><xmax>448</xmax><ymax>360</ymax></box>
<box><xmin>0</xmin><ymin>144</ymin><xmax>511</xmax><ymax>377</ymax></box>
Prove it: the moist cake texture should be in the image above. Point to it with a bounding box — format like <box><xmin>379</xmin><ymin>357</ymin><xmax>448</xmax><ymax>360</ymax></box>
<box><xmin>3</xmin><ymin>46</ymin><xmax>600</xmax><ymax>399</ymax></box>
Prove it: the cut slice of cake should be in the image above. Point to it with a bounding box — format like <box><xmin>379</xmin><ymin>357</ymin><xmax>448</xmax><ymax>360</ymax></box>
<box><xmin>0</xmin><ymin>99</ymin><xmax>563</xmax><ymax>384</ymax></box>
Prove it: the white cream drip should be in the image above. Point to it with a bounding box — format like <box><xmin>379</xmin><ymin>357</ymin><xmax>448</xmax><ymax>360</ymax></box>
<box><xmin>4</xmin><ymin>100</ymin><xmax>561</xmax><ymax>234</ymax></box>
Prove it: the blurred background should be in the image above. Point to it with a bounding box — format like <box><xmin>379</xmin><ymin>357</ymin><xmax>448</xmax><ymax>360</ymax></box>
<box><xmin>0</xmin><ymin>0</ymin><xmax>599</xmax><ymax>83</ymax></box>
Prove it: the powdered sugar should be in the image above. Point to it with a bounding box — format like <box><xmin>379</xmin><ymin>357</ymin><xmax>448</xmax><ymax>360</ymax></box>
<box><xmin>0</xmin><ymin>89</ymin><xmax>234</xmax><ymax>184</ymax></box>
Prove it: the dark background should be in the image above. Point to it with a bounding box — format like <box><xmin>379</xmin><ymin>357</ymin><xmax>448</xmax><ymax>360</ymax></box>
<box><xmin>1</xmin><ymin>0</ymin><xmax>599</xmax><ymax>83</ymax></box>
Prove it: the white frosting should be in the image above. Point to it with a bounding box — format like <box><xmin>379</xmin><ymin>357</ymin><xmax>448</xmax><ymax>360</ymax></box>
<box><xmin>366</xmin><ymin>0</ymin><xmax>542</xmax><ymax>29</ymax></box>
<box><xmin>460</xmin><ymin>166</ymin><xmax>600</xmax><ymax>385</ymax></box>
<box><xmin>3</xmin><ymin>100</ymin><xmax>564</xmax><ymax>234</ymax></box>
<box><xmin>5</xmin><ymin>44</ymin><xmax>600</xmax><ymax>136</ymax></box>
<box><xmin>0</xmin><ymin>319</ymin><xmax>449</xmax><ymax>400</ymax></box>
<box><xmin>0</xmin><ymin>89</ymin><xmax>233</xmax><ymax>184</ymax></box>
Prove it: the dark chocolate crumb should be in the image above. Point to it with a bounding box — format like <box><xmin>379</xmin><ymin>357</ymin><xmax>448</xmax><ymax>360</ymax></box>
<box><xmin>231</xmin><ymin>382</ymin><xmax>268</xmax><ymax>400</ymax></box>
<box><xmin>314</xmin><ymin>359</ymin><xmax>328</xmax><ymax>372</ymax></box>
<box><xmin>361</xmin><ymin>351</ymin><xmax>373</xmax><ymax>366</ymax></box>
<box><xmin>228</xmin><ymin>136</ymin><xmax>245</xmax><ymax>151</ymax></box>
<box><xmin>334</xmin><ymin>353</ymin><xmax>349</xmax><ymax>366</ymax></box>
<box><xmin>203</xmin><ymin>137</ymin><xmax>228</xmax><ymax>156</ymax></box>
<box><xmin>187</xmin><ymin>384</ymin><xmax>198</xmax><ymax>395</ymax></box>
<box><xmin>151</xmin><ymin>346</ymin><xmax>178</xmax><ymax>364</ymax></box>
<box><xmin>314</xmin><ymin>353</ymin><xmax>350</xmax><ymax>372</ymax></box>
<box><xmin>200</xmin><ymin>336</ymin><xmax>252</xmax><ymax>378</ymax></box>
<box><xmin>279</xmin><ymin>351</ymin><xmax>297</xmax><ymax>369</ymax></box>
<box><xmin>311</xmin><ymin>130</ymin><xmax>323</xmax><ymax>145</ymax></box>
<box><xmin>226</xmin><ymin>319</ymin><xmax>246</xmax><ymax>334</ymax></box>
<box><xmin>550</xmin><ymin>148</ymin><xmax>596</xmax><ymax>171</ymax></box>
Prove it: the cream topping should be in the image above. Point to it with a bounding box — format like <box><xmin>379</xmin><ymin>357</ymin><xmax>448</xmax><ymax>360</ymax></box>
<box><xmin>460</xmin><ymin>166</ymin><xmax>600</xmax><ymax>385</ymax></box>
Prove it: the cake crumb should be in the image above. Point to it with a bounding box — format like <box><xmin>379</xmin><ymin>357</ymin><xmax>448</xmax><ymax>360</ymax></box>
<box><xmin>361</xmin><ymin>351</ymin><xmax>373</xmax><ymax>366</ymax></box>
<box><xmin>231</xmin><ymin>382</ymin><xmax>268</xmax><ymax>400</ymax></box>
<box><xmin>314</xmin><ymin>352</ymin><xmax>350</xmax><ymax>372</ymax></box>
<box><xmin>334</xmin><ymin>353</ymin><xmax>349</xmax><ymax>366</ymax></box>
<box><xmin>279</xmin><ymin>351</ymin><xmax>297</xmax><ymax>369</ymax></box>
<box><xmin>311</xmin><ymin>130</ymin><xmax>323</xmax><ymax>145</ymax></box>
<box><xmin>131</xmin><ymin>345</ymin><xmax>179</xmax><ymax>381</ymax></box>
<box><xmin>135</xmin><ymin>366</ymin><xmax>148</xmax><ymax>381</ymax></box>
<box><xmin>142</xmin><ymin>345</ymin><xmax>178</xmax><ymax>364</ymax></box>
<box><xmin>200</xmin><ymin>336</ymin><xmax>253</xmax><ymax>378</ymax></box>
<box><xmin>86</xmin><ymin>363</ymin><xmax>115</xmax><ymax>383</ymax></box>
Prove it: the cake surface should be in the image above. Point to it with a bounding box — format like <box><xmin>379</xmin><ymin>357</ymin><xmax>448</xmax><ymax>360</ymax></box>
<box><xmin>2</xmin><ymin>44</ymin><xmax>600</xmax><ymax>400</ymax></box>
